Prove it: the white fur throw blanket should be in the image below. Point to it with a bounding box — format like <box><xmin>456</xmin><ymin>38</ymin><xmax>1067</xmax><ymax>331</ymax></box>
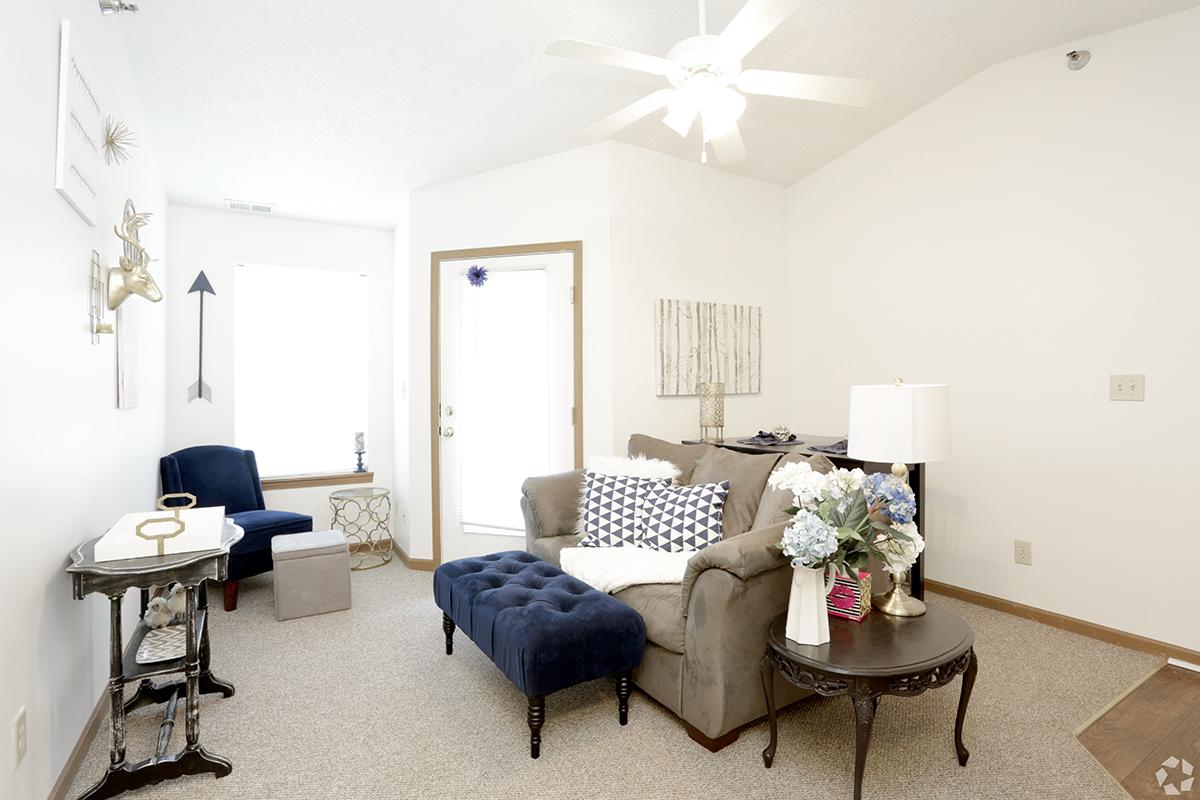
<box><xmin>559</xmin><ymin>546</ymin><xmax>692</xmax><ymax>594</ymax></box>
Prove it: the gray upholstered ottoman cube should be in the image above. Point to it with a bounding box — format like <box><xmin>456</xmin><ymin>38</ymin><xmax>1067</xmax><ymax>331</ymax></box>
<box><xmin>271</xmin><ymin>530</ymin><xmax>351</xmax><ymax>621</ymax></box>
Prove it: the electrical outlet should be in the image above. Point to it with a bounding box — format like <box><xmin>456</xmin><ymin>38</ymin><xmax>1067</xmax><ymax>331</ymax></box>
<box><xmin>1109</xmin><ymin>374</ymin><xmax>1145</xmax><ymax>401</ymax></box>
<box><xmin>1014</xmin><ymin>540</ymin><xmax>1033</xmax><ymax>566</ymax></box>
<box><xmin>12</xmin><ymin>706</ymin><xmax>26</xmax><ymax>770</ymax></box>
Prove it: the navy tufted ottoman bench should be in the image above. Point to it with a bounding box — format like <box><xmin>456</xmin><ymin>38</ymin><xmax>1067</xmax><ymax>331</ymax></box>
<box><xmin>433</xmin><ymin>551</ymin><xmax>646</xmax><ymax>758</ymax></box>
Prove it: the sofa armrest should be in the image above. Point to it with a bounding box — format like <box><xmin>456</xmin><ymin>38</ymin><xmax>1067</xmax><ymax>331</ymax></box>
<box><xmin>679</xmin><ymin>536</ymin><xmax>805</xmax><ymax>739</ymax></box>
<box><xmin>681</xmin><ymin>522</ymin><xmax>788</xmax><ymax>616</ymax></box>
<box><xmin>520</xmin><ymin>469</ymin><xmax>585</xmax><ymax>552</ymax></box>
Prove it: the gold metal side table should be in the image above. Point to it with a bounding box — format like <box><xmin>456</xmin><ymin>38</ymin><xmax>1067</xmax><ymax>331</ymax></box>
<box><xmin>330</xmin><ymin>486</ymin><xmax>393</xmax><ymax>570</ymax></box>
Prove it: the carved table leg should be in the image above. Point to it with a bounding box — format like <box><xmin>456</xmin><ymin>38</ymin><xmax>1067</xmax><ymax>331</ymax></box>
<box><xmin>955</xmin><ymin>648</ymin><xmax>978</xmax><ymax>766</ymax></box>
<box><xmin>182</xmin><ymin>585</ymin><xmax>232</xmax><ymax>776</ymax></box>
<box><xmin>761</xmin><ymin>654</ymin><xmax>778</xmax><ymax>768</ymax></box>
<box><xmin>851</xmin><ymin>681</ymin><xmax>879</xmax><ymax>800</ymax></box>
<box><xmin>615</xmin><ymin>672</ymin><xmax>631</xmax><ymax>725</ymax></box>
<box><xmin>198</xmin><ymin>581</ymin><xmax>235</xmax><ymax>699</ymax></box>
<box><xmin>107</xmin><ymin>594</ymin><xmax>126</xmax><ymax>767</ymax></box>
<box><xmin>527</xmin><ymin>695</ymin><xmax>545</xmax><ymax>759</ymax></box>
<box><xmin>76</xmin><ymin>596</ymin><xmax>130</xmax><ymax>800</ymax></box>
<box><xmin>443</xmin><ymin>613</ymin><xmax>454</xmax><ymax>655</ymax></box>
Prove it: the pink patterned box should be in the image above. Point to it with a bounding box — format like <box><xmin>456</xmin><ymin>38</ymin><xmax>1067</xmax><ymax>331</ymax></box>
<box><xmin>827</xmin><ymin>569</ymin><xmax>872</xmax><ymax>622</ymax></box>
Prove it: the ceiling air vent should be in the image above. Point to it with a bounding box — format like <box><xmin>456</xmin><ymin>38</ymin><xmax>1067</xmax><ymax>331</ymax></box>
<box><xmin>224</xmin><ymin>198</ymin><xmax>274</xmax><ymax>215</ymax></box>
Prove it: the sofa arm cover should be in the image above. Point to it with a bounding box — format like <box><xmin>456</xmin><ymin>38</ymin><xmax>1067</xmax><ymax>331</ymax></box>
<box><xmin>680</xmin><ymin>551</ymin><xmax>807</xmax><ymax>739</ymax></box>
<box><xmin>680</xmin><ymin>521</ymin><xmax>789</xmax><ymax>616</ymax></box>
<box><xmin>520</xmin><ymin>469</ymin><xmax>585</xmax><ymax>551</ymax></box>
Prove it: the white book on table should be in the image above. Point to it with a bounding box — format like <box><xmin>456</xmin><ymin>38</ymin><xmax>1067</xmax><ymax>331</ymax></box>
<box><xmin>95</xmin><ymin>506</ymin><xmax>227</xmax><ymax>562</ymax></box>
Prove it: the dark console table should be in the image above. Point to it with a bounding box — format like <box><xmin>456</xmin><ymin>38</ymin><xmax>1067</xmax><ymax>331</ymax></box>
<box><xmin>682</xmin><ymin>434</ymin><xmax>926</xmax><ymax>600</ymax></box>
<box><xmin>761</xmin><ymin>608</ymin><xmax>977</xmax><ymax>800</ymax></box>
<box><xmin>67</xmin><ymin>522</ymin><xmax>243</xmax><ymax>800</ymax></box>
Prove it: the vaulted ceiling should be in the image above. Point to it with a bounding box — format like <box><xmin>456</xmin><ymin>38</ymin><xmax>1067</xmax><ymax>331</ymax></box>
<box><xmin>117</xmin><ymin>0</ymin><xmax>1200</xmax><ymax>227</ymax></box>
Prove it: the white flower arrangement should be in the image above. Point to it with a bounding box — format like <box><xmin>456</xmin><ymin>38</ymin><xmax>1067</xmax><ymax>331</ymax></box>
<box><xmin>770</xmin><ymin>461</ymin><xmax>924</xmax><ymax>577</ymax></box>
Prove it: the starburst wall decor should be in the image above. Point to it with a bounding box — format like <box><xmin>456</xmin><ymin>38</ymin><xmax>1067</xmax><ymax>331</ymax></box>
<box><xmin>102</xmin><ymin>116</ymin><xmax>136</xmax><ymax>166</ymax></box>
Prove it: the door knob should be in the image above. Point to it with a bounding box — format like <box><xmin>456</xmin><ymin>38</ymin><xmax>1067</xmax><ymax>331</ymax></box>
<box><xmin>442</xmin><ymin>426</ymin><xmax>454</xmax><ymax>438</ymax></box>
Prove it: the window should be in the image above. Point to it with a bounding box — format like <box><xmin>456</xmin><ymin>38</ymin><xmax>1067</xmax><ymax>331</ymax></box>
<box><xmin>234</xmin><ymin>263</ymin><xmax>369</xmax><ymax>477</ymax></box>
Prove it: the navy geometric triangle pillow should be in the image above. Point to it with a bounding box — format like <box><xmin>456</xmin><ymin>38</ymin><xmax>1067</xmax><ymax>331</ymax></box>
<box><xmin>639</xmin><ymin>481</ymin><xmax>729</xmax><ymax>553</ymax></box>
<box><xmin>578</xmin><ymin>472</ymin><xmax>670</xmax><ymax>547</ymax></box>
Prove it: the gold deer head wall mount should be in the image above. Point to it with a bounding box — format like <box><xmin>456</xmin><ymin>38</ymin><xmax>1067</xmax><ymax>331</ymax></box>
<box><xmin>106</xmin><ymin>199</ymin><xmax>162</xmax><ymax>311</ymax></box>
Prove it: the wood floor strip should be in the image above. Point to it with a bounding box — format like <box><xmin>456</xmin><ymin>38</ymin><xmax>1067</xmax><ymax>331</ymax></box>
<box><xmin>1074</xmin><ymin>664</ymin><xmax>1164</xmax><ymax>736</ymax></box>
<box><xmin>1076</xmin><ymin>665</ymin><xmax>1200</xmax><ymax>800</ymax></box>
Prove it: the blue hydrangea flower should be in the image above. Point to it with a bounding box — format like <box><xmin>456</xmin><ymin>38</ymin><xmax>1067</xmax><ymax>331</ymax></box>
<box><xmin>865</xmin><ymin>473</ymin><xmax>917</xmax><ymax>525</ymax></box>
<box><xmin>466</xmin><ymin>265</ymin><xmax>488</xmax><ymax>287</ymax></box>
<box><xmin>780</xmin><ymin>511</ymin><xmax>839</xmax><ymax>568</ymax></box>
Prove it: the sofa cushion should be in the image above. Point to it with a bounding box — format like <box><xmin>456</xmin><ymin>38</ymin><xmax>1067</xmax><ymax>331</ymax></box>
<box><xmin>688</xmin><ymin>448</ymin><xmax>781</xmax><ymax>538</ymax></box>
<box><xmin>751</xmin><ymin>453</ymin><xmax>836</xmax><ymax>531</ymax></box>
<box><xmin>529</xmin><ymin>534</ymin><xmax>583</xmax><ymax>567</ymax></box>
<box><xmin>627</xmin><ymin>435</ymin><xmax>710</xmax><ymax>483</ymax></box>
<box><xmin>614</xmin><ymin>583</ymin><xmax>685</xmax><ymax>654</ymax></box>
<box><xmin>229</xmin><ymin>509</ymin><xmax>315</xmax><ymax>553</ymax></box>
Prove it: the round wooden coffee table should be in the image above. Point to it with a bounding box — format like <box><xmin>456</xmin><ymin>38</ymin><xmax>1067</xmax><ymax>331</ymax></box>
<box><xmin>761</xmin><ymin>606</ymin><xmax>977</xmax><ymax>800</ymax></box>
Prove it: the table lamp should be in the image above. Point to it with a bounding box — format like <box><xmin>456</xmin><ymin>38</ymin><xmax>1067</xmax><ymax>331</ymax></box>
<box><xmin>848</xmin><ymin>379</ymin><xmax>951</xmax><ymax>617</ymax></box>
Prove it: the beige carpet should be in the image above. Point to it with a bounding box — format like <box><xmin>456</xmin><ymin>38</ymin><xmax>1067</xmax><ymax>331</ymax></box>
<box><xmin>68</xmin><ymin>562</ymin><xmax>1155</xmax><ymax>799</ymax></box>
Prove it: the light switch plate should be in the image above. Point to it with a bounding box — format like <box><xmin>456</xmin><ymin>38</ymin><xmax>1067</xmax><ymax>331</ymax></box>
<box><xmin>12</xmin><ymin>706</ymin><xmax>26</xmax><ymax>770</ymax></box>
<box><xmin>1109</xmin><ymin>374</ymin><xmax>1145</xmax><ymax>401</ymax></box>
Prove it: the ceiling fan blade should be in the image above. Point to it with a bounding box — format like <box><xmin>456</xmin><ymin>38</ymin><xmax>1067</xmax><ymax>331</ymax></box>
<box><xmin>737</xmin><ymin>69</ymin><xmax>879</xmax><ymax>107</ymax></box>
<box><xmin>578</xmin><ymin>89</ymin><xmax>675</xmax><ymax>142</ymax></box>
<box><xmin>546</xmin><ymin>38</ymin><xmax>677</xmax><ymax>77</ymax></box>
<box><xmin>717</xmin><ymin>0</ymin><xmax>801</xmax><ymax>61</ymax></box>
<box><xmin>709</xmin><ymin>124</ymin><xmax>747</xmax><ymax>164</ymax></box>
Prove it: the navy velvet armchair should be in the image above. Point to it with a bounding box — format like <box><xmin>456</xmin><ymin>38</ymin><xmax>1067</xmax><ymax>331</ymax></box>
<box><xmin>160</xmin><ymin>445</ymin><xmax>312</xmax><ymax>611</ymax></box>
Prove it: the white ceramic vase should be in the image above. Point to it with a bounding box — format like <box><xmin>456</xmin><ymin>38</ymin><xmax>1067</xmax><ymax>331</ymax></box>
<box><xmin>785</xmin><ymin>565</ymin><xmax>837</xmax><ymax>646</ymax></box>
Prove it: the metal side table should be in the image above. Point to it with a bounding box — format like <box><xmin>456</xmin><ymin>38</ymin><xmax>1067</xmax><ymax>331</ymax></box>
<box><xmin>67</xmin><ymin>521</ymin><xmax>243</xmax><ymax>800</ymax></box>
<box><xmin>330</xmin><ymin>486</ymin><xmax>392</xmax><ymax>570</ymax></box>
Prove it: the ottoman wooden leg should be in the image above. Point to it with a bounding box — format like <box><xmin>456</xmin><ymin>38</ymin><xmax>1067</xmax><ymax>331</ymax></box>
<box><xmin>616</xmin><ymin>672</ymin><xmax>632</xmax><ymax>725</ymax></box>
<box><xmin>442</xmin><ymin>613</ymin><xmax>454</xmax><ymax>655</ymax></box>
<box><xmin>527</xmin><ymin>695</ymin><xmax>545</xmax><ymax>759</ymax></box>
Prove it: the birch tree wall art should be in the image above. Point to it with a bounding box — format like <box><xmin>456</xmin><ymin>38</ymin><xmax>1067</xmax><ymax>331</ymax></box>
<box><xmin>655</xmin><ymin>299</ymin><xmax>762</xmax><ymax>396</ymax></box>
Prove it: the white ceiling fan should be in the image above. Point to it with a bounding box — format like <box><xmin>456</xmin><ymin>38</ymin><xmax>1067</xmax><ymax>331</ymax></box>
<box><xmin>546</xmin><ymin>0</ymin><xmax>878</xmax><ymax>164</ymax></box>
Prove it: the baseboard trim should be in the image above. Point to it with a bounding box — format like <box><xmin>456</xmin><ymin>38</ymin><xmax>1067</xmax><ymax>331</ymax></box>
<box><xmin>926</xmin><ymin>579</ymin><xmax>1200</xmax><ymax>664</ymax></box>
<box><xmin>396</xmin><ymin>543</ymin><xmax>436</xmax><ymax>571</ymax></box>
<box><xmin>48</xmin><ymin>692</ymin><xmax>107</xmax><ymax>800</ymax></box>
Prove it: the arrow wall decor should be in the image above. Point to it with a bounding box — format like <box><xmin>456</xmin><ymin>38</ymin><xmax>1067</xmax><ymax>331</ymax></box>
<box><xmin>187</xmin><ymin>270</ymin><xmax>214</xmax><ymax>402</ymax></box>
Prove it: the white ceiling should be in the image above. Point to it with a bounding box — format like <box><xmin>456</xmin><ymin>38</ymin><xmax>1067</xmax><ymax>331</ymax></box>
<box><xmin>117</xmin><ymin>0</ymin><xmax>1199</xmax><ymax>228</ymax></box>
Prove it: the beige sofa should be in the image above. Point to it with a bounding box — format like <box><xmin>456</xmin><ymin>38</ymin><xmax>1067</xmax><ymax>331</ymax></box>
<box><xmin>519</xmin><ymin>434</ymin><xmax>834</xmax><ymax>750</ymax></box>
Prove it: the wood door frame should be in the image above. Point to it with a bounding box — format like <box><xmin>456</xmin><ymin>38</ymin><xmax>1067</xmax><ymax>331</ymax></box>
<box><xmin>430</xmin><ymin>241</ymin><xmax>583</xmax><ymax>566</ymax></box>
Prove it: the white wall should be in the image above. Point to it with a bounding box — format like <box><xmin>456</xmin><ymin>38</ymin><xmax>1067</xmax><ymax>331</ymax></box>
<box><xmin>401</xmin><ymin>142</ymin><xmax>792</xmax><ymax>561</ymax></box>
<box><xmin>402</xmin><ymin>144</ymin><xmax>614</xmax><ymax>559</ymax></box>
<box><xmin>786</xmin><ymin>7</ymin><xmax>1200</xmax><ymax>651</ymax></box>
<box><xmin>608</xmin><ymin>142</ymin><xmax>790</xmax><ymax>445</ymax></box>
<box><xmin>0</xmin><ymin>3</ymin><xmax>167</xmax><ymax>797</ymax></box>
<box><xmin>164</xmin><ymin>206</ymin><xmax>395</xmax><ymax>530</ymax></box>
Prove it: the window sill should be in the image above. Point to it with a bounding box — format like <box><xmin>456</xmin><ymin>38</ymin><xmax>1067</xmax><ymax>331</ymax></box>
<box><xmin>261</xmin><ymin>471</ymin><xmax>375</xmax><ymax>491</ymax></box>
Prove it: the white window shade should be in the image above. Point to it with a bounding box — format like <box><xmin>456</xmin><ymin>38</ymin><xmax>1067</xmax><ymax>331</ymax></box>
<box><xmin>234</xmin><ymin>263</ymin><xmax>369</xmax><ymax>476</ymax></box>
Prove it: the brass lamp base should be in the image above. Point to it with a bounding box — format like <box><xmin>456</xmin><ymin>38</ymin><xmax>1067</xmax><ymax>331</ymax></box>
<box><xmin>872</xmin><ymin>573</ymin><xmax>927</xmax><ymax>617</ymax></box>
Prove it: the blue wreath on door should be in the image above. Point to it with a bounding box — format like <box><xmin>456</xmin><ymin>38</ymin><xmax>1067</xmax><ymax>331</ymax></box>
<box><xmin>466</xmin><ymin>265</ymin><xmax>488</xmax><ymax>287</ymax></box>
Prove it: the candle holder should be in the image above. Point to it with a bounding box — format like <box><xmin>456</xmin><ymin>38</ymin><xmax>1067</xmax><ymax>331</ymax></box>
<box><xmin>698</xmin><ymin>382</ymin><xmax>725</xmax><ymax>443</ymax></box>
<box><xmin>353</xmin><ymin>432</ymin><xmax>367</xmax><ymax>473</ymax></box>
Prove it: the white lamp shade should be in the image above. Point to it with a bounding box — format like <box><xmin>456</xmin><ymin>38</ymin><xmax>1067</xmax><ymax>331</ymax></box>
<box><xmin>847</xmin><ymin>383</ymin><xmax>951</xmax><ymax>464</ymax></box>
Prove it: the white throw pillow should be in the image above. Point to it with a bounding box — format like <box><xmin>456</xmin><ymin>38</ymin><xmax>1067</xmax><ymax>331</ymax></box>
<box><xmin>585</xmin><ymin>454</ymin><xmax>681</xmax><ymax>481</ymax></box>
<box><xmin>639</xmin><ymin>481</ymin><xmax>729</xmax><ymax>553</ymax></box>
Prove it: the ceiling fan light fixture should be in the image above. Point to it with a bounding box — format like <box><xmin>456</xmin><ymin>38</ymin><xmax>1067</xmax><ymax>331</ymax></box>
<box><xmin>663</xmin><ymin>95</ymin><xmax>697</xmax><ymax>137</ymax></box>
<box><xmin>699</xmin><ymin>87</ymin><xmax>746</xmax><ymax>139</ymax></box>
